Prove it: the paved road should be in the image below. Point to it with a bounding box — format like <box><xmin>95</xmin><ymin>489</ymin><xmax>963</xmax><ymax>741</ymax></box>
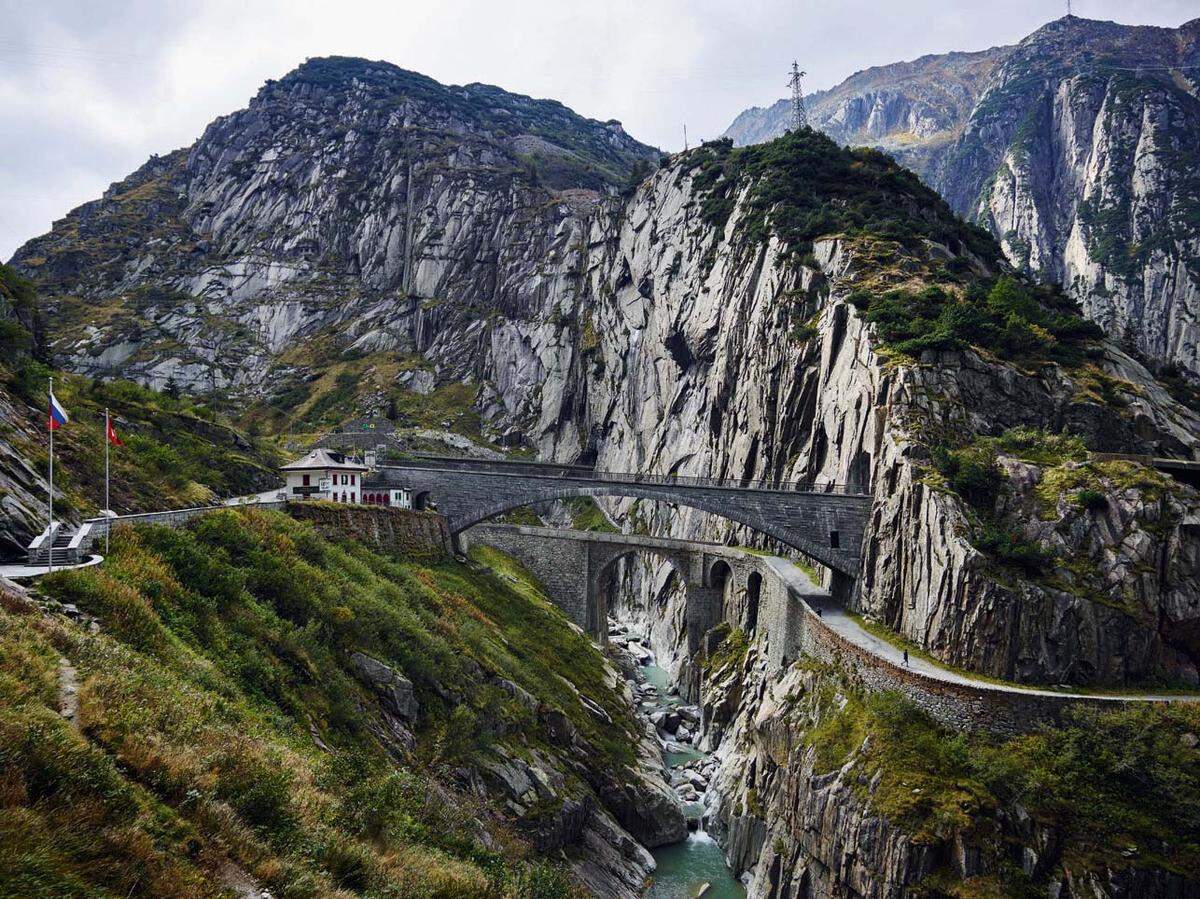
<box><xmin>759</xmin><ymin>555</ymin><xmax>1200</xmax><ymax>704</ymax></box>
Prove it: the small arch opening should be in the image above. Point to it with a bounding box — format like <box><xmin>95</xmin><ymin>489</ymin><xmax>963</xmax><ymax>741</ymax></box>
<box><xmin>414</xmin><ymin>491</ymin><xmax>432</xmax><ymax>511</ymax></box>
<box><xmin>746</xmin><ymin>570</ymin><xmax>762</xmax><ymax>633</ymax></box>
<box><xmin>709</xmin><ymin>559</ymin><xmax>733</xmax><ymax>593</ymax></box>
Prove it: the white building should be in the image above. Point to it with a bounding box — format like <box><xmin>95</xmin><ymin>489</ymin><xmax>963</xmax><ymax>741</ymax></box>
<box><xmin>280</xmin><ymin>449</ymin><xmax>369</xmax><ymax>504</ymax></box>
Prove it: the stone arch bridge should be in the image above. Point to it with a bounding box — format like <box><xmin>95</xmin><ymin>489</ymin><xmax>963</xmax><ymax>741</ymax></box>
<box><xmin>372</xmin><ymin>456</ymin><xmax>873</xmax><ymax>578</ymax></box>
<box><xmin>459</xmin><ymin>523</ymin><xmax>801</xmax><ymax>653</ymax></box>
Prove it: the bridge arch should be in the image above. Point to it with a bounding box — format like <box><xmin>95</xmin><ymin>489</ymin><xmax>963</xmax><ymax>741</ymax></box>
<box><xmin>709</xmin><ymin>558</ymin><xmax>734</xmax><ymax>593</ymax></box>
<box><xmin>591</xmin><ymin>545</ymin><xmax>692</xmax><ymax>647</ymax></box>
<box><xmin>376</xmin><ymin>458</ymin><xmax>871</xmax><ymax>580</ymax></box>
<box><xmin>448</xmin><ymin>483</ymin><xmax>853</xmax><ymax>576</ymax></box>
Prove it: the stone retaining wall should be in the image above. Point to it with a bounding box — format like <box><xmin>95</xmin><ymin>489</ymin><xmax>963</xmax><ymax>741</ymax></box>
<box><xmin>93</xmin><ymin>501</ymin><xmax>449</xmax><ymax>563</ymax></box>
<box><xmin>785</xmin><ymin>596</ymin><xmax>1161</xmax><ymax>736</ymax></box>
<box><xmin>286</xmin><ymin>502</ymin><xmax>450</xmax><ymax>561</ymax></box>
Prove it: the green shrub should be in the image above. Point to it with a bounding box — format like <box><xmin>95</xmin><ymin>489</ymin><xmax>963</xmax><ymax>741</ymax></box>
<box><xmin>862</xmin><ymin>276</ymin><xmax>1102</xmax><ymax>364</ymax></box>
<box><xmin>684</xmin><ymin>130</ymin><xmax>1001</xmax><ymax>264</ymax></box>
<box><xmin>932</xmin><ymin>444</ymin><xmax>1004</xmax><ymax>511</ymax></box>
<box><xmin>1076</xmin><ymin>489</ymin><xmax>1108</xmax><ymax>512</ymax></box>
<box><xmin>973</xmin><ymin>523</ymin><xmax>1049</xmax><ymax>574</ymax></box>
<box><xmin>993</xmin><ymin>426</ymin><xmax>1088</xmax><ymax>466</ymax></box>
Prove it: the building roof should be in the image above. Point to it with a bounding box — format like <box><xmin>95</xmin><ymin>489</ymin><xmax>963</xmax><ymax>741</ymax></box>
<box><xmin>280</xmin><ymin>448</ymin><xmax>369</xmax><ymax>472</ymax></box>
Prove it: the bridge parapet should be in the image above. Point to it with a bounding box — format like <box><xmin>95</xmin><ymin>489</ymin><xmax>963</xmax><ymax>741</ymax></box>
<box><xmin>396</xmin><ymin>454</ymin><xmax>869</xmax><ymax>495</ymax></box>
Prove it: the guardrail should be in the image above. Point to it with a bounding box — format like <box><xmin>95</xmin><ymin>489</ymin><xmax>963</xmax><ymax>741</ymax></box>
<box><xmin>394</xmin><ymin>454</ymin><xmax>871</xmax><ymax>496</ymax></box>
<box><xmin>84</xmin><ymin>500</ymin><xmax>287</xmax><ymax>533</ymax></box>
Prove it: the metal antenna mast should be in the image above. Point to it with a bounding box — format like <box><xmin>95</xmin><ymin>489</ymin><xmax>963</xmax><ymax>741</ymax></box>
<box><xmin>1066</xmin><ymin>0</ymin><xmax>1072</xmax><ymax>16</ymax></box>
<box><xmin>788</xmin><ymin>61</ymin><xmax>809</xmax><ymax>131</ymax></box>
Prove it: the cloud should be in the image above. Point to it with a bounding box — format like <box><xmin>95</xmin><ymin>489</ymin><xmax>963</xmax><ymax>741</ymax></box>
<box><xmin>1</xmin><ymin>0</ymin><xmax>1196</xmax><ymax>259</ymax></box>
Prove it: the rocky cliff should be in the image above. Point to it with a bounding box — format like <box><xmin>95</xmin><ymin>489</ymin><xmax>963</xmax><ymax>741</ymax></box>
<box><xmin>578</xmin><ymin>134</ymin><xmax>1200</xmax><ymax>689</ymax></box>
<box><xmin>725</xmin><ymin>16</ymin><xmax>1200</xmax><ymax>381</ymax></box>
<box><xmin>10</xmin><ymin>58</ymin><xmax>1200</xmax><ymax>685</ymax></box>
<box><xmin>700</xmin><ymin>636</ymin><xmax>1200</xmax><ymax>898</ymax></box>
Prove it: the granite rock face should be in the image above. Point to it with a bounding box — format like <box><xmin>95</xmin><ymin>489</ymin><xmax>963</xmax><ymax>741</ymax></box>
<box><xmin>579</xmin><ymin>161</ymin><xmax>1200</xmax><ymax>687</ymax></box>
<box><xmin>12</xmin><ymin>65</ymin><xmax>1200</xmax><ymax>685</ymax></box>
<box><xmin>702</xmin><ymin>647</ymin><xmax>1200</xmax><ymax>899</ymax></box>
<box><xmin>10</xmin><ymin>57</ymin><xmax>655</xmax><ymax>456</ymax></box>
<box><xmin>725</xmin><ymin>16</ymin><xmax>1200</xmax><ymax>378</ymax></box>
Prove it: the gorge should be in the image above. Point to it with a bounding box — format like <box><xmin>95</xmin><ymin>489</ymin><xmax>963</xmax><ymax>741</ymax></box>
<box><xmin>3</xmin><ymin>30</ymin><xmax>1200</xmax><ymax>899</ymax></box>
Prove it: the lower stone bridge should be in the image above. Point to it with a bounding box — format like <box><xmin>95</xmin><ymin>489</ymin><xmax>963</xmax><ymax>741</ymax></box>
<box><xmin>372</xmin><ymin>456</ymin><xmax>873</xmax><ymax>579</ymax></box>
<box><xmin>460</xmin><ymin>523</ymin><xmax>799</xmax><ymax>653</ymax></box>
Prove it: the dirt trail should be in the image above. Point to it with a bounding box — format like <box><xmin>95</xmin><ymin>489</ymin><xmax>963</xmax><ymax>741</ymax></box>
<box><xmin>57</xmin><ymin>656</ymin><xmax>79</xmax><ymax>728</ymax></box>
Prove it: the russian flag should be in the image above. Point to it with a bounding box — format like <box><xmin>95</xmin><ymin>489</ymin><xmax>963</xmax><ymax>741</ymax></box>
<box><xmin>48</xmin><ymin>391</ymin><xmax>68</xmax><ymax>431</ymax></box>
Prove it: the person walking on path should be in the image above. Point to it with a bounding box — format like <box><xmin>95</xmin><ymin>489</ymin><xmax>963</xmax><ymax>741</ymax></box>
<box><xmin>903</xmin><ymin>649</ymin><xmax>909</xmax><ymax>666</ymax></box>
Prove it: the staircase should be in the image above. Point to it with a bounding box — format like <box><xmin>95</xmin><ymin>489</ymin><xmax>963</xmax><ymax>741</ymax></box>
<box><xmin>26</xmin><ymin>522</ymin><xmax>93</xmax><ymax>567</ymax></box>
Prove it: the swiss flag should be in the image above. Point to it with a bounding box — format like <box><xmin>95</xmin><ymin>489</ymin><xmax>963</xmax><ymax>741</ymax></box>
<box><xmin>106</xmin><ymin>415</ymin><xmax>123</xmax><ymax>446</ymax></box>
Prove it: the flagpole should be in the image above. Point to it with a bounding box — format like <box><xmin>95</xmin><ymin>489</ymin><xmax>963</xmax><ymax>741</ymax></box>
<box><xmin>48</xmin><ymin>377</ymin><xmax>54</xmax><ymax>573</ymax></box>
<box><xmin>105</xmin><ymin>407</ymin><xmax>110</xmax><ymax>556</ymax></box>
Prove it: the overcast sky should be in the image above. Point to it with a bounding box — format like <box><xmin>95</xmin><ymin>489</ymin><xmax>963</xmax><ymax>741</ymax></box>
<box><xmin>1</xmin><ymin>0</ymin><xmax>1195</xmax><ymax>260</ymax></box>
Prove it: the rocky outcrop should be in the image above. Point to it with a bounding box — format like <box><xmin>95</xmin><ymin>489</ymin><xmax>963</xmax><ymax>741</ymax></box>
<box><xmin>0</xmin><ymin>385</ymin><xmax>53</xmax><ymax>556</ymax></box>
<box><xmin>349</xmin><ymin>651</ymin><xmax>419</xmax><ymax>721</ymax></box>
<box><xmin>575</xmin><ymin>146</ymin><xmax>1200</xmax><ymax>687</ymax></box>
<box><xmin>702</xmin><ymin>643</ymin><xmax>1200</xmax><ymax>898</ymax></box>
<box><xmin>725</xmin><ymin>16</ymin><xmax>1200</xmax><ymax>379</ymax></box>
<box><xmin>462</xmin><ymin>659</ymin><xmax>683</xmax><ymax>899</ymax></box>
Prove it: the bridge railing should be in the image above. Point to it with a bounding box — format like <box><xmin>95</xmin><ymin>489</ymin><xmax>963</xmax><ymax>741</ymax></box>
<box><xmin>394</xmin><ymin>454</ymin><xmax>871</xmax><ymax>496</ymax></box>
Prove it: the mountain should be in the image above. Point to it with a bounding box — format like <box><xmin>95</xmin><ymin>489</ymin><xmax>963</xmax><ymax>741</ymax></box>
<box><xmin>8</xmin><ymin>57</ymin><xmax>659</xmax><ymax>425</ymax></box>
<box><xmin>725</xmin><ymin>16</ymin><xmax>1200</xmax><ymax>380</ymax></box>
<box><xmin>725</xmin><ymin>44</ymin><xmax>1006</xmax><ymax>170</ymax></box>
<box><xmin>6</xmin><ymin>55</ymin><xmax>1200</xmax><ymax>897</ymax></box>
<box><xmin>9</xmin><ymin>54</ymin><xmax>1200</xmax><ymax>687</ymax></box>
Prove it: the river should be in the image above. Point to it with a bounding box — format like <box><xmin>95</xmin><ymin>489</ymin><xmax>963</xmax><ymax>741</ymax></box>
<box><xmin>639</xmin><ymin>661</ymin><xmax>746</xmax><ymax>899</ymax></box>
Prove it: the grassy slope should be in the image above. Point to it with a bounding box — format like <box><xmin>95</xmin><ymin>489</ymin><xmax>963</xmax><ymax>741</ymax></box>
<box><xmin>1</xmin><ymin>507</ymin><xmax>641</xmax><ymax>898</ymax></box>
<box><xmin>783</xmin><ymin>661</ymin><xmax>1200</xmax><ymax>890</ymax></box>
<box><xmin>2</xmin><ymin>364</ymin><xmax>281</xmax><ymax>519</ymax></box>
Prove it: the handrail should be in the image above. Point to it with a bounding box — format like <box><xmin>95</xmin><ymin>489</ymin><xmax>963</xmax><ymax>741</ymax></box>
<box><xmin>28</xmin><ymin>522</ymin><xmax>59</xmax><ymax>551</ymax></box>
<box><xmin>67</xmin><ymin>522</ymin><xmax>93</xmax><ymax>550</ymax></box>
<box><xmin>84</xmin><ymin>500</ymin><xmax>287</xmax><ymax>530</ymax></box>
<box><xmin>391</xmin><ymin>455</ymin><xmax>871</xmax><ymax>496</ymax></box>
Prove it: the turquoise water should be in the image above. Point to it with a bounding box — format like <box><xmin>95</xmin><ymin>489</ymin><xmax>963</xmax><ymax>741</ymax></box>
<box><xmin>638</xmin><ymin>663</ymin><xmax>746</xmax><ymax>899</ymax></box>
<box><xmin>640</xmin><ymin>661</ymin><xmax>675</xmax><ymax>696</ymax></box>
<box><xmin>648</xmin><ymin>831</ymin><xmax>747</xmax><ymax>899</ymax></box>
<box><xmin>665</xmin><ymin>746</ymin><xmax>706</xmax><ymax>768</ymax></box>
